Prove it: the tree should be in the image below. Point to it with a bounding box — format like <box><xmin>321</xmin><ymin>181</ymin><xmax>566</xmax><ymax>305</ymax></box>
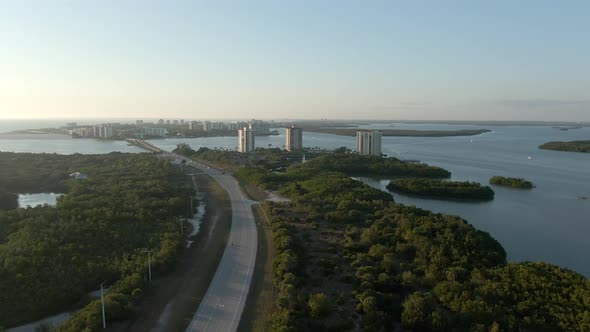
<box><xmin>308</xmin><ymin>293</ymin><xmax>331</xmax><ymax>318</ymax></box>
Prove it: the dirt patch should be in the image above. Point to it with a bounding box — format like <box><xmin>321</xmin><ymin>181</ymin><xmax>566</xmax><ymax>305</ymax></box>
<box><xmin>109</xmin><ymin>174</ymin><xmax>232</xmax><ymax>332</ymax></box>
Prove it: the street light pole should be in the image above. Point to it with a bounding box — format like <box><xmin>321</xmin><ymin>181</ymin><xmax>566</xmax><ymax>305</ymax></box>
<box><xmin>100</xmin><ymin>283</ymin><xmax>106</xmax><ymax>329</ymax></box>
<box><xmin>179</xmin><ymin>217</ymin><xmax>184</xmax><ymax>236</ymax></box>
<box><xmin>146</xmin><ymin>250</ymin><xmax>153</xmax><ymax>282</ymax></box>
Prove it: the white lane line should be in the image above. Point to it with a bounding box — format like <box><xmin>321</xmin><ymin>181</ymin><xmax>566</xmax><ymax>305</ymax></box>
<box><xmin>202</xmin><ymin>297</ymin><xmax>221</xmax><ymax>331</ymax></box>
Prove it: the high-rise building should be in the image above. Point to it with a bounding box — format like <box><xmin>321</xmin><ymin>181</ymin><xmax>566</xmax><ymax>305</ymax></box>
<box><xmin>93</xmin><ymin>124</ymin><xmax>113</xmax><ymax>138</ymax></box>
<box><xmin>285</xmin><ymin>126</ymin><xmax>303</xmax><ymax>151</ymax></box>
<box><xmin>238</xmin><ymin>125</ymin><xmax>255</xmax><ymax>153</ymax></box>
<box><xmin>356</xmin><ymin>130</ymin><xmax>382</xmax><ymax>156</ymax></box>
<box><xmin>136</xmin><ymin>120</ymin><xmax>144</xmax><ymax>125</ymax></box>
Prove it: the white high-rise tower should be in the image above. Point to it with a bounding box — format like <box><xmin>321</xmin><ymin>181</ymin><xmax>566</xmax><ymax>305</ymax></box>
<box><xmin>238</xmin><ymin>125</ymin><xmax>255</xmax><ymax>153</ymax></box>
<box><xmin>356</xmin><ymin>130</ymin><xmax>382</xmax><ymax>156</ymax></box>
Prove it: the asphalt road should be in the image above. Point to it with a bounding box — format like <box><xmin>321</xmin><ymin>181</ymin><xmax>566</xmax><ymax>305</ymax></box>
<box><xmin>179</xmin><ymin>156</ymin><xmax>258</xmax><ymax>332</ymax></box>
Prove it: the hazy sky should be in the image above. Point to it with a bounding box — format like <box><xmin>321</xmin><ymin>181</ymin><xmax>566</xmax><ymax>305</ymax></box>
<box><xmin>1</xmin><ymin>1</ymin><xmax>589</xmax><ymax>121</ymax></box>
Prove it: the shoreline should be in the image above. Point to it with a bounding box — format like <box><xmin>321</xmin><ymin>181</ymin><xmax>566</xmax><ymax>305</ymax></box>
<box><xmin>0</xmin><ymin>133</ymin><xmax>72</xmax><ymax>140</ymax></box>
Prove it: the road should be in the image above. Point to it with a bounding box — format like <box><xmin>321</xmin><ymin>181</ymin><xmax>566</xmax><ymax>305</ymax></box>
<box><xmin>175</xmin><ymin>155</ymin><xmax>257</xmax><ymax>332</ymax></box>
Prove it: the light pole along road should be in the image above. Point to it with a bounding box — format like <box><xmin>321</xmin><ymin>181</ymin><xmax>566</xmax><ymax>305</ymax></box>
<box><xmin>179</xmin><ymin>155</ymin><xmax>258</xmax><ymax>332</ymax></box>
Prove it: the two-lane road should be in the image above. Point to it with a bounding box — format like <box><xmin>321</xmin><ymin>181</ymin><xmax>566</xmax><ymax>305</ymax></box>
<box><xmin>180</xmin><ymin>157</ymin><xmax>257</xmax><ymax>332</ymax></box>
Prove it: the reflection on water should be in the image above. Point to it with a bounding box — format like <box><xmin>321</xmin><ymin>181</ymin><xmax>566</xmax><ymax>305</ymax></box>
<box><xmin>18</xmin><ymin>193</ymin><xmax>64</xmax><ymax>208</ymax></box>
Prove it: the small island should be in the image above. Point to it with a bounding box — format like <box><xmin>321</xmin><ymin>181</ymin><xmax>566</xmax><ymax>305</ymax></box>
<box><xmin>386</xmin><ymin>178</ymin><xmax>495</xmax><ymax>201</ymax></box>
<box><xmin>300</xmin><ymin>127</ymin><xmax>491</xmax><ymax>137</ymax></box>
<box><xmin>489</xmin><ymin>176</ymin><xmax>534</xmax><ymax>189</ymax></box>
<box><xmin>539</xmin><ymin>140</ymin><xmax>590</xmax><ymax>153</ymax></box>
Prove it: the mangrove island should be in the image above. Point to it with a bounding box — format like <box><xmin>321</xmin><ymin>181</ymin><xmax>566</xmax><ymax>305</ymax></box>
<box><xmin>489</xmin><ymin>176</ymin><xmax>534</xmax><ymax>189</ymax></box>
<box><xmin>539</xmin><ymin>140</ymin><xmax>590</xmax><ymax>153</ymax></box>
<box><xmin>387</xmin><ymin>178</ymin><xmax>495</xmax><ymax>201</ymax></box>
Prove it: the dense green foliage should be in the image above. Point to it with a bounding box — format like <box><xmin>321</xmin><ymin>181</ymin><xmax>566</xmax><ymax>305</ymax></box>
<box><xmin>0</xmin><ymin>152</ymin><xmax>73</xmax><ymax>193</ymax></box>
<box><xmin>387</xmin><ymin>178</ymin><xmax>495</xmax><ymax>201</ymax></box>
<box><xmin>433</xmin><ymin>262</ymin><xmax>590</xmax><ymax>331</ymax></box>
<box><xmin>174</xmin><ymin>144</ymin><xmax>309</xmax><ymax>171</ymax></box>
<box><xmin>303</xmin><ymin>153</ymin><xmax>451</xmax><ymax>178</ymax></box>
<box><xmin>489</xmin><ymin>176</ymin><xmax>534</xmax><ymax>189</ymax></box>
<box><xmin>0</xmin><ymin>152</ymin><xmax>192</xmax><ymax>329</ymax></box>
<box><xmin>228</xmin><ymin>149</ymin><xmax>589</xmax><ymax>332</ymax></box>
<box><xmin>539</xmin><ymin>140</ymin><xmax>590</xmax><ymax>153</ymax></box>
<box><xmin>0</xmin><ymin>190</ymin><xmax>18</xmax><ymax>210</ymax></box>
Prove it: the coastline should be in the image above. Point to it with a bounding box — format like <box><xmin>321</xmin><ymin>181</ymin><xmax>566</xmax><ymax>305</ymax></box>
<box><xmin>0</xmin><ymin>133</ymin><xmax>72</xmax><ymax>140</ymax></box>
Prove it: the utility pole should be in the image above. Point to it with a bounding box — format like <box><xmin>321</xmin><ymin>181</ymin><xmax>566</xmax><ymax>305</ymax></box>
<box><xmin>100</xmin><ymin>283</ymin><xmax>106</xmax><ymax>329</ymax></box>
<box><xmin>144</xmin><ymin>249</ymin><xmax>153</xmax><ymax>282</ymax></box>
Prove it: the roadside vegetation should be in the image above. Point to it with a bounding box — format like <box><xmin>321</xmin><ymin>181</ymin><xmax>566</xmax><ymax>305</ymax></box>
<box><xmin>539</xmin><ymin>140</ymin><xmax>590</xmax><ymax>153</ymax></box>
<box><xmin>489</xmin><ymin>176</ymin><xmax>534</xmax><ymax>189</ymax></box>
<box><xmin>175</xmin><ymin>146</ymin><xmax>589</xmax><ymax>332</ymax></box>
<box><xmin>0</xmin><ymin>152</ymin><xmax>193</xmax><ymax>330</ymax></box>
<box><xmin>387</xmin><ymin>178</ymin><xmax>495</xmax><ymax>201</ymax></box>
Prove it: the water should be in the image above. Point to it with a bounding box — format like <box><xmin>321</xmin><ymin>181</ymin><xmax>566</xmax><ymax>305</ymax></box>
<box><xmin>1</xmin><ymin>120</ymin><xmax>589</xmax><ymax>276</ymax></box>
<box><xmin>18</xmin><ymin>193</ymin><xmax>64</xmax><ymax>208</ymax></box>
<box><xmin>149</xmin><ymin>125</ymin><xmax>590</xmax><ymax>276</ymax></box>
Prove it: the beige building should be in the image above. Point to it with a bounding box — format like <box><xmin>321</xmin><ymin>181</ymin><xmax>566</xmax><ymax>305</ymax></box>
<box><xmin>285</xmin><ymin>126</ymin><xmax>303</xmax><ymax>151</ymax></box>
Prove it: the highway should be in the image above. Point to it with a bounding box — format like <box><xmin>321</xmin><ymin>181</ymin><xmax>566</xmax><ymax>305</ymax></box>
<box><xmin>175</xmin><ymin>155</ymin><xmax>257</xmax><ymax>332</ymax></box>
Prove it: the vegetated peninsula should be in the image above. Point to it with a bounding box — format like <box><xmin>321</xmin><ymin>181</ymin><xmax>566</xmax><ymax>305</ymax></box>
<box><xmin>489</xmin><ymin>176</ymin><xmax>534</xmax><ymax>189</ymax></box>
<box><xmin>300</xmin><ymin>126</ymin><xmax>491</xmax><ymax>137</ymax></box>
<box><xmin>387</xmin><ymin>178</ymin><xmax>495</xmax><ymax>201</ymax></box>
<box><xmin>539</xmin><ymin>140</ymin><xmax>590</xmax><ymax>153</ymax></box>
<box><xmin>174</xmin><ymin>146</ymin><xmax>589</xmax><ymax>332</ymax></box>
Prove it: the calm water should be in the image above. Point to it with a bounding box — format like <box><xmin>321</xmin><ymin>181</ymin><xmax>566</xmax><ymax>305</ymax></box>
<box><xmin>1</xmin><ymin>120</ymin><xmax>589</xmax><ymax>276</ymax></box>
<box><xmin>18</xmin><ymin>193</ymin><xmax>64</xmax><ymax>208</ymax></box>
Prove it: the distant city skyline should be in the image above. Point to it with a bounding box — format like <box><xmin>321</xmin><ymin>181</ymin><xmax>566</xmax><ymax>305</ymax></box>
<box><xmin>1</xmin><ymin>1</ymin><xmax>589</xmax><ymax>121</ymax></box>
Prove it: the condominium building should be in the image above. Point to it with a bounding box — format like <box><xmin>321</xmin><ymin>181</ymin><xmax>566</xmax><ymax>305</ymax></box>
<box><xmin>188</xmin><ymin>121</ymin><xmax>203</xmax><ymax>131</ymax></box>
<box><xmin>285</xmin><ymin>126</ymin><xmax>303</xmax><ymax>151</ymax></box>
<box><xmin>144</xmin><ymin>127</ymin><xmax>168</xmax><ymax>137</ymax></box>
<box><xmin>93</xmin><ymin>124</ymin><xmax>113</xmax><ymax>138</ymax></box>
<box><xmin>69</xmin><ymin>127</ymin><xmax>93</xmax><ymax>137</ymax></box>
<box><xmin>249</xmin><ymin>119</ymin><xmax>270</xmax><ymax>135</ymax></box>
<box><xmin>356</xmin><ymin>130</ymin><xmax>382</xmax><ymax>156</ymax></box>
<box><xmin>238</xmin><ymin>125</ymin><xmax>255</xmax><ymax>153</ymax></box>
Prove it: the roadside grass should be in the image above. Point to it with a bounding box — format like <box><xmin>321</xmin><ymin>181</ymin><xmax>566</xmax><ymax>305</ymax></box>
<box><xmin>238</xmin><ymin>180</ymin><xmax>269</xmax><ymax>202</ymax></box>
<box><xmin>237</xmin><ymin>203</ymin><xmax>276</xmax><ymax>332</ymax></box>
<box><xmin>174</xmin><ymin>176</ymin><xmax>233</xmax><ymax>331</ymax></box>
<box><xmin>111</xmin><ymin>174</ymin><xmax>233</xmax><ymax>332</ymax></box>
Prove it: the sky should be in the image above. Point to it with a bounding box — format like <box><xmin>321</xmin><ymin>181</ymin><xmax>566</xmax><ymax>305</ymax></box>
<box><xmin>1</xmin><ymin>1</ymin><xmax>589</xmax><ymax>121</ymax></box>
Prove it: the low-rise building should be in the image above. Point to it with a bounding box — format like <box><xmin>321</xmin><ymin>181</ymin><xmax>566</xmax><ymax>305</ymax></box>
<box><xmin>69</xmin><ymin>127</ymin><xmax>93</xmax><ymax>137</ymax></box>
<box><xmin>144</xmin><ymin>127</ymin><xmax>168</xmax><ymax>137</ymax></box>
